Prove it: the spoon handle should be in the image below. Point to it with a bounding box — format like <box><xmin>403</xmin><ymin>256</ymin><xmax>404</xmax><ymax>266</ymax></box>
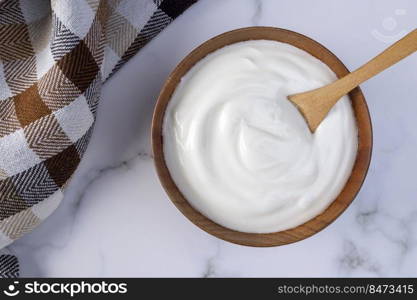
<box><xmin>288</xmin><ymin>29</ymin><xmax>417</xmax><ymax>132</ymax></box>
<box><xmin>326</xmin><ymin>28</ymin><xmax>417</xmax><ymax>100</ymax></box>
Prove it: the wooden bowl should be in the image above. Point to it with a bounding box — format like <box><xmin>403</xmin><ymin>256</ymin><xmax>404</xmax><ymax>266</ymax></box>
<box><xmin>152</xmin><ymin>27</ymin><xmax>373</xmax><ymax>247</ymax></box>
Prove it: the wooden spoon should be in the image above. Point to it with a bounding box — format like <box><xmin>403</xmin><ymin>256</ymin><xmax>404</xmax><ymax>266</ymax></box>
<box><xmin>288</xmin><ymin>29</ymin><xmax>417</xmax><ymax>133</ymax></box>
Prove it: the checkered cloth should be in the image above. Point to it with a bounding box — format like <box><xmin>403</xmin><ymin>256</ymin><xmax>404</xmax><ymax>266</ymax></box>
<box><xmin>0</xmin><ymin>249</ymin><xmax>19</xmax><ymax>278</ymax></box>
<box><xmin>0</xmin><ymin>0</ymin><xmax>197</xmax><ymax>276</ymax></box>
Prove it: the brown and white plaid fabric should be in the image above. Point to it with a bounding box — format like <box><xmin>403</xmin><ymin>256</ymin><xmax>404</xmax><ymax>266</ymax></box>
<box><xmin>0</xmin><ymin>0</ymin><xmax>197</xmax><ymax>254</ymax></box>
<box><xmin>0</xmin><ymin>248</ymin><xmax>18</xmax><ymax>277</ymax></box>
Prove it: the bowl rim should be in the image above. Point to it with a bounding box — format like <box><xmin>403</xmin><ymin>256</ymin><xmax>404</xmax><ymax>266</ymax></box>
<box><xmin>151</xmin><ymin>26</ymin><xmax>373</xmax><ymax>247</ymax></box>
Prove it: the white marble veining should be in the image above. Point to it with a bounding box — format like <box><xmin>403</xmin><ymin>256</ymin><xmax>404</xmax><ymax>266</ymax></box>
<box><xmin>7</xmin><ymin>0</ymin><xmax>417</xmax><ymax>277</ymax></box>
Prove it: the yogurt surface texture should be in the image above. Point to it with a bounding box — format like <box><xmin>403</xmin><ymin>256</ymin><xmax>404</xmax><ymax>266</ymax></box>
<box><xmin>163</xmin><ymin>40</ymin><xmax>358</xmax><ymax>233</ymax></box>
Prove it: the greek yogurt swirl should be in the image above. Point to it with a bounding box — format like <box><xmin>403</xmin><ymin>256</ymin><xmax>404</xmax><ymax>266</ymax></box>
<box><xmin>163</xmin><ymin>40</ymin><xmax>358</xmax><ymax>233</ymax></box>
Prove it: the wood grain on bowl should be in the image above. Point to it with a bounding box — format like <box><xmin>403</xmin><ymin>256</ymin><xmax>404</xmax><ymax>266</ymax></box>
<box><xmin>151</xmin><ymin>27</ymin><xmax>372</xmax><ymax>247</ymax></box>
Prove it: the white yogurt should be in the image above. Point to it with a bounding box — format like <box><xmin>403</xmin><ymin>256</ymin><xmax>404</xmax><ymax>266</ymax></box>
<box><xmin>163</xmin><ymin>40</ymin><xmax>358</xmax><ymax>233</ymax></box>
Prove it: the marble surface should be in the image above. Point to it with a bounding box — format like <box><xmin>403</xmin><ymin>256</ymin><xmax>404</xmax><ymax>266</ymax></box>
<box><xmin>7</xmin><ymin>0</ymin><xmax>417</xmax><ymax>277</ymax></box>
